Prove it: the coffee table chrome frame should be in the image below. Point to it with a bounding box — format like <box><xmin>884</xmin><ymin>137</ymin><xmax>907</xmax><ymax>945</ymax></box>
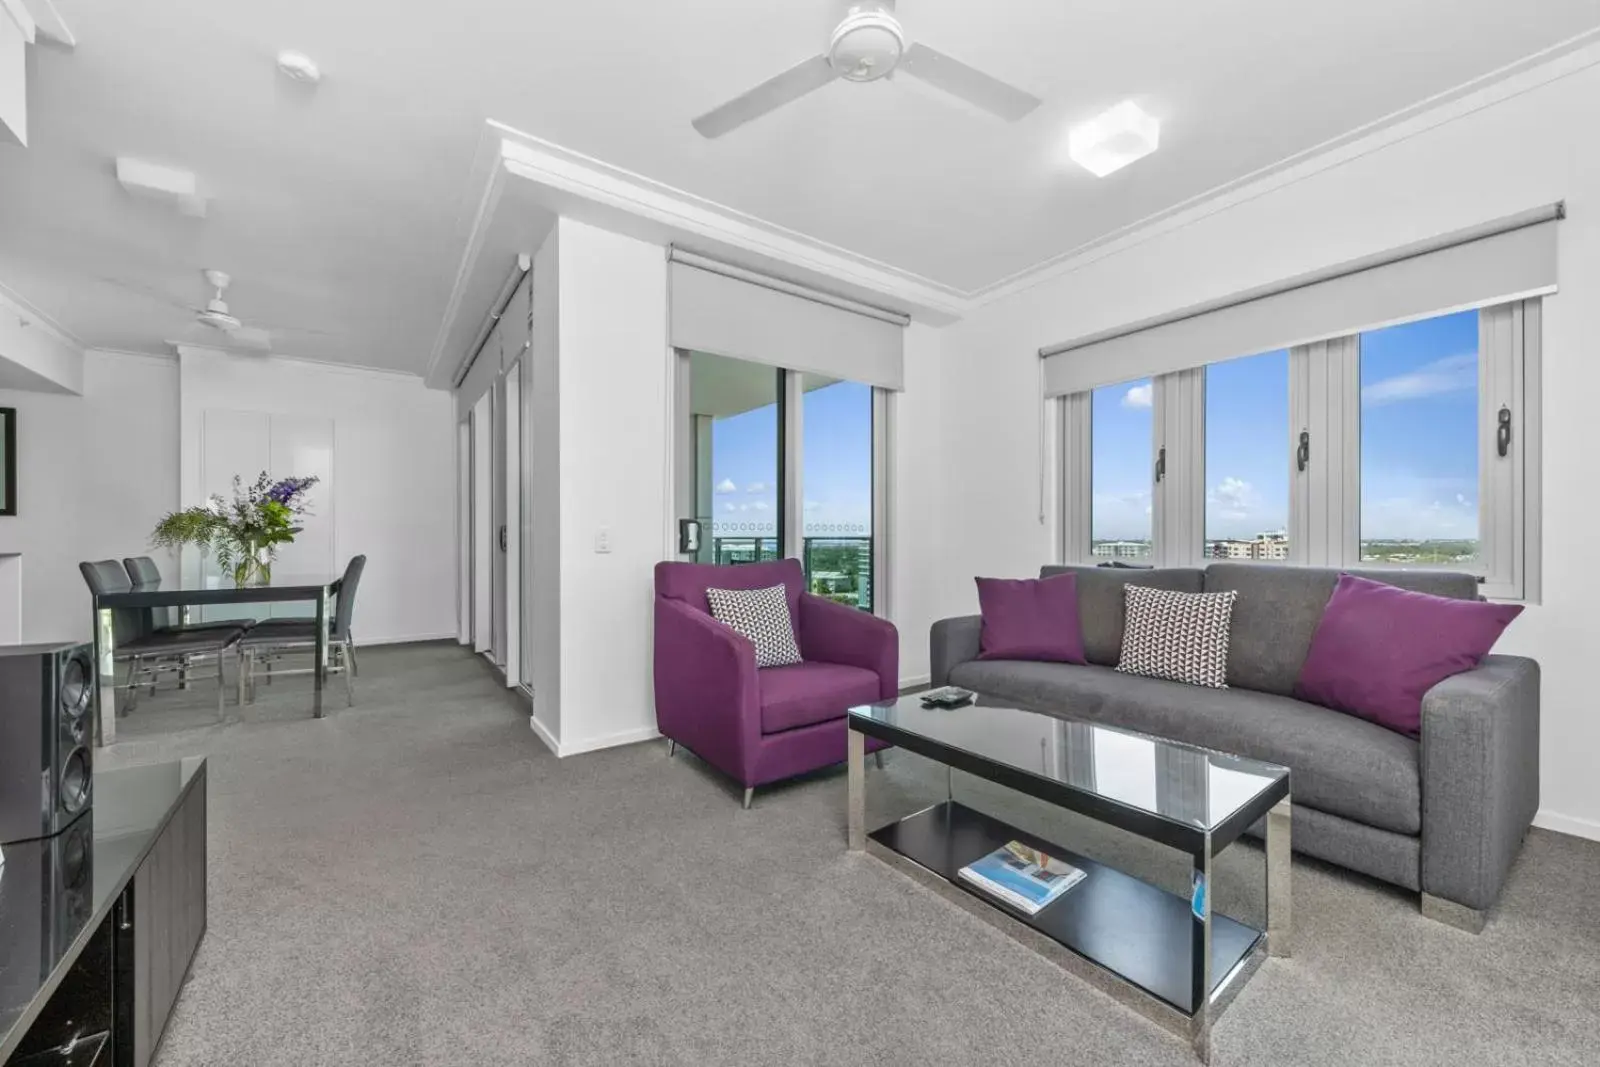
<box><xmin>846</xmin><ymin>718</ymin><xmax>1292</xmax><ymax>1064</ymax></box>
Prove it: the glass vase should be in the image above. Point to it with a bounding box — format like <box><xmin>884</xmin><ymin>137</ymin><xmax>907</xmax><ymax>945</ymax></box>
<box><xmin>232</xmin><ymin>549</ymin><xmax>272</xmax><ymax>587</ymax></box>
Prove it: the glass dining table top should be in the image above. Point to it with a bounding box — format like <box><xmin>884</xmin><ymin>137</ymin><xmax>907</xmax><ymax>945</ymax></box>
<box><xmin>850</xmin><ymin>695</ymin><xmax>1289</xmax><ymax>836</ymax></box>
<box><xmin>128</xmin><ymin>573</ymin><xmax>342</xmax><ymax>592</ymax></box>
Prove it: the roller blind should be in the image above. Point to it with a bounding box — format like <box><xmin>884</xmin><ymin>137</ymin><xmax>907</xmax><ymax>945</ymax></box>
<box><xmin>1041</xmin><ymin>208</ymin><xmax>1560</xmax><ymax>397</ymax></box>
<box><xmin>669</xmin><ymin>258</ymin><xmax>906</xmax><ymax>391</ymax></box>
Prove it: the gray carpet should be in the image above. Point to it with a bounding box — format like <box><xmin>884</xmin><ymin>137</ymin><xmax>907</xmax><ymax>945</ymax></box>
<box><xmin>98</xmin><ymin>642</ymin><xmax>1600</xmax><ymax>1066</ymax></box>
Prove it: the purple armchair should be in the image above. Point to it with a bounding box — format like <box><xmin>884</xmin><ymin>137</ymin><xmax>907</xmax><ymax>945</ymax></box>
<box><xmin>654</xmin><ymin>558</ymin><xmax>897</xmax><ymax>808</ymax></box>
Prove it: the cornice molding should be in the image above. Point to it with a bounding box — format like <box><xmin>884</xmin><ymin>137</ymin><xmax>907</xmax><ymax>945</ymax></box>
<box><xmin>491</xmin><ymin>122</ymin><xmax>968</xmax><ymax>320</ymax></box>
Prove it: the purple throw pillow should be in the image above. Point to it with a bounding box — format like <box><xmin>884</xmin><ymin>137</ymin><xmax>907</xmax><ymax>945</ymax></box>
<box><xmin>975</xmin><ymin>574</ymin><xmax>1087</xmax><ymax>665</ymax></box>
<box><xmin>1293</xmin><ymin>574</ymin><xmax>1523</xmax><ymax>736</ymax></box>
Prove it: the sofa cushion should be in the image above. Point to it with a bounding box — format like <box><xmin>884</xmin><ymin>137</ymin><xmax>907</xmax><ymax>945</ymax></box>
<box><xmin>946</xmin><ymin>659</ymin><xmax>1421</xmax><ymax>835</ymax></box>
<box><xmin>1038</xmin><ymin>565</ymin><xmax>1205</xmax><ymax>668</ymax></box>
<box><xmin>1295</xmin><ymin>574</ymin><xmax>1523</xmax><ymax>736</ymax></box>
<box><xmin>1202</xmin><ymin>563</ymin><xmax>1481</xmax><ymax>696</ymax></box>
<box><xmin>1116</xmin><ymin>586</ymin><xmax>1237</xmax><ymax>688</ymax></box>
<box><xmin>976</xmin><ymin>573</ymin><xmax>1087</xmax><ymax>664</ymax></box>
<box><xmin>707</xmin><ymin>583</ymin><xmax>803</xmax><ymax>668</ymax></box>
<box><xmin>758</xmin><ymin>662</ymin><xmax>882</xmax><ymax>735</ymax></box>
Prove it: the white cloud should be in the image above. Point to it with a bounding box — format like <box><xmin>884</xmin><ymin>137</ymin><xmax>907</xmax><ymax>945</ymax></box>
<box><xmin>715</xmin><ymin>478</ymin><xmax>737</xmax><ymax>494</ymax></box>
<box><xmin>752</xmin><ymin>500</ymin><xmax>770</xmax><ymax>512</ymax></box>
<box><xmin>745</xmin><ymin>481</ymin><xmax>767</xmax><ymax>494</ymax></box>
<box><xmin>1208</xmin><ymin>477</ymin><xmax>1256</xmax><ymax>520</ymax></box>
<box><xmin>803</xmin><ymin>500</ymin><xmax>821</xmax><ymax>511</ymax></box>
<box><xmin>738</xmin><ymin>503</ymin><xmax>751</xmax><ymax>512</ymax></box>
<box><xmin>723</xmin><ymin>503</ymin><xmax>736</xmax><ymax>513</ymax></box>
<box><xmin>1122</xmin><ymin>383</ymin><xmax>1153</xmax><ymax>409</ymax></box>
<box><xmin>1361</xmin><ymin>353</ymin><xmax>1475</xmax><ymax>407</ymax></box>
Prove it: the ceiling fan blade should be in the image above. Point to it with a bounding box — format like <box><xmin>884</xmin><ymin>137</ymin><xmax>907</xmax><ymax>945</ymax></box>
<box><xmin>224</xmin><ymin>325</ymin><xmax>274</xmax><ymax>351</ymax></box>
<box><xmin>692</xmin><ymin>54</ymin><xmax>840</xmax><ymax>139</ymax></box>
<box><xmin>899</xmin><ymin>43</ymin><xmax>1041</xmax><ymax>121</ymax></box>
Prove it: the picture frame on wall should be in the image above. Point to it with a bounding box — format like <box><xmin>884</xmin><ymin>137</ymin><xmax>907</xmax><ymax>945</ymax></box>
<box><xmin>0</xmin><ymin>407</ymin><xmax>14</xmax><ymax>516</ymax></box>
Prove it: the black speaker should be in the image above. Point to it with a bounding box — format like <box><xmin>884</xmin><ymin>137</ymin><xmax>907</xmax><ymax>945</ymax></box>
<box><xmin>0</xmin><ymin>642</ymin><xmax>94</xmax><ymax>846</ymax></box>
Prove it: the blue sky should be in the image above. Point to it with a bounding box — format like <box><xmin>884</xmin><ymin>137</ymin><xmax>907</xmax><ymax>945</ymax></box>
<box><xmin>708</xmin><ymin>379</ymin><xmax>872</xmax><ymax>539</ymax></box>
<box><xmin>1092</xmin><ymin>309</ymin><xmax>1480</xmax><ymax>542</ymax></box>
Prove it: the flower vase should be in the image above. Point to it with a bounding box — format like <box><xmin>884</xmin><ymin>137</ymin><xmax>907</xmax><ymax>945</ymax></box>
<box><xmin>233</xmin><ymin>548</ymin><xmax>272</xmax><ymax>587</ymax></box>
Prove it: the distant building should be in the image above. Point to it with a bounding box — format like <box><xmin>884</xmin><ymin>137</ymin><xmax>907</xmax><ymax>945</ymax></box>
<box><xmin>1092</xmin><ymin>540</ymin><xmax>1151</xmax><ymax>559</ymax></box>
<box><xmin>1205</xmin><ymin>531</ymin><xmax>1288</xmax><ymax>561</ymax></box>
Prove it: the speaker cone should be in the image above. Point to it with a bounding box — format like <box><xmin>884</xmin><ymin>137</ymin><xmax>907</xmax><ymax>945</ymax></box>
<box><xmin>59</xmin><ymin>747</ymin><xmax>91</xmax><ymax>814</ymax></box>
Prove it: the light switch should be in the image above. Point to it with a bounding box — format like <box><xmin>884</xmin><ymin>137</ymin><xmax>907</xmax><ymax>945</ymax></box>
<box><xmin>594</xmin><ymin>527</ymin><xmax>612</xmax><ymax>554</ymax></box>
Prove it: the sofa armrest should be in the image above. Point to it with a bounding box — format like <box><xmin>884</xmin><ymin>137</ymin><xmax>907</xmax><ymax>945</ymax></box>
<box><xmin>653</xmin><ymin>598</ymin><xmax>761</xmax><ymax>779</ymax></box>
<box><xmin>930</xmin><ymin>615</ymin><xmax>982</xmax><ymax>686</ymax></box>
<box><xmin>1420</xmin><ymin>654</ymin><xmax>1540</xmax><ymax>913</ymax></box>
<box><xmin>796</xmin><ymin>593</ymin><xmax>899</xmax><ymax>700</ymax></box>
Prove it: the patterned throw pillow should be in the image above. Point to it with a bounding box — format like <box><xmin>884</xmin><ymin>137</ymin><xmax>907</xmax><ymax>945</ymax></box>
<box><xmin>1116</xmin><ymin>585</ymin><xmax>1238</xmax><ymax>689</ymax></box>
<box><xmin>705</xmin><ymin>584</ymin><xmax>803</xmax><ymax>668</ymax></box>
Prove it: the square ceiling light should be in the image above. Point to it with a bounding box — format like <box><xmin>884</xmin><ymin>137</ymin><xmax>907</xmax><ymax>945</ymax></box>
<box><xmin>1066</xmin><ymin>101</ymin><xmax>1160</xmax><ymax>177</ymax></box>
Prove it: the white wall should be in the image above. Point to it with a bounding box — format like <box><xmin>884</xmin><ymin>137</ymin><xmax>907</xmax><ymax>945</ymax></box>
<box><xmin>889</xmin><ymin>321</ymin><xmax>945</xmax><ymax>685</ymax></box>
<box><xmin>553</xmin><ymin>218</ymin><xmax>669</xmax><ymax>753</ymax></box>
<box><xmin>528</xmin><ymin>229</ymin><xmax>562</xmax><ymax>741</ymax></box>
<box><xmin>934</xmin><ymin>55</ymin><xmax>1600</xmax><ymax>838</ymax></box>
<box><xmin>0</xmin><ymin>350</ymin><xmax>178</xmax><ymax>641</ymax></box>
<box><xmin>177</xmin><ymin>348</ymin><xmax>457</xmax><ymax>644</ymax></box>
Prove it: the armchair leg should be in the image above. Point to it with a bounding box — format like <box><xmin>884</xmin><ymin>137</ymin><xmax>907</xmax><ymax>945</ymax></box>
<box><xmin>667</xmin><ymin>739</ymin><xmax>677</xmax><ymax>757</ymax></box>
<box><xmin>742</xmin><ymin>787</ymin><xmax>754</xmax><ymax>810</ymax></box>
<box><xmin>874</xmin><ymin>751</ymin><xmax>885</xmax><ymax>770</ymax></box>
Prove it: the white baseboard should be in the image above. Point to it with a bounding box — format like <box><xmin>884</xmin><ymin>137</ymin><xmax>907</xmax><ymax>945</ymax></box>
<box><xmin>899</xmin><ymin>674</ymin><xmax>931</xmax><ymax>691</ymax></box>
<box><xmin>526</xmin><ymin>718</ymin><xmax>661</xmax><ymax>758</ymax></box>
<box><xmin>528</xmin><ymin>713</ymin><xmax>561</xmax><ymax>756</ymax></box>
<box><xmin>1534</xmin><ymin>809</ymin><xmax>1600</xmax><ymax>843</ymax></box>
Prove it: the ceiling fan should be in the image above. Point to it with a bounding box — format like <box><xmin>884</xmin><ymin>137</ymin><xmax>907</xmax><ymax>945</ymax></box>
<box><xmin>691</xmin><ymin>0</ymin><xmax>1042</xmax><ymax>139</ymax></box>
<box><xmin>103</xmin><ymin>269</ymin><xmax>326</xmax><ymax>353</ymax></box>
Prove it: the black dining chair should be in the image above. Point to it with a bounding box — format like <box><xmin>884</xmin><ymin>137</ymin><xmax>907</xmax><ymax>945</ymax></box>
<box><xmin>239</xmin><ymin>555</ymin><xmax>366</xmax><ymax>706</ymax></box>
<box><xmin>79</xmin><ymin>560</ymin><xmax>246</xmax><ymax>718</ymax></box>
<box><xmin>122</xmin><ymin>557</ymin><xmax>258</xmax><ymax>636</ymax></box>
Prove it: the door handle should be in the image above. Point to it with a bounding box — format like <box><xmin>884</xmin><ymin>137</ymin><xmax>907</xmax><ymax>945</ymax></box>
<box><xmin>498</xmin><ymin>525</ymin><xmax>508</xmax><ymax>552</ymax></box>
<box><xmin>1297</xmin><ymin>431</ymin><xmax>1311</xmax><ymax>473</ymax></box>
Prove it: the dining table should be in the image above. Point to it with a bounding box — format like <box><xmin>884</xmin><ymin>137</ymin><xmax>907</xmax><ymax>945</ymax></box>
<box><xmin>90</xmin><ymin>572</ymin><xmax>342</xmax><ymax>745</ymax></box>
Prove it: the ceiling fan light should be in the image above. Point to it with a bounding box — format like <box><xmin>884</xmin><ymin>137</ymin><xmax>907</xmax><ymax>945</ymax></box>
<box><xmin>1066</xmin><ymin>101</ymin><xmax>1160</xmax><ymax>177</ymax></box>
<box><xmin>828</xmin><ymin>7</ymin><xmax>904</xmax><ymax>82</ymax></box>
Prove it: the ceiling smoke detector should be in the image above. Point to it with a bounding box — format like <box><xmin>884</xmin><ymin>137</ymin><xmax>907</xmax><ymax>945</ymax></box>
<box><xmin>276</xmin><ymin>50</ymin><xmax>321</xmax><ymax>84</ymax></box>
<box><xmin>196</xmin><ymin>270</ymin><xmax>242</xmax><ymax>332</ymax></box>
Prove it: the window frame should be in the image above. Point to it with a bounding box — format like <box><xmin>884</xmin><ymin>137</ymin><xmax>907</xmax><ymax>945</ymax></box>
<box><xmin>1057</xmin><ymin>298</ymin><xmax>1541</xmax><ymax>602</ymax></box>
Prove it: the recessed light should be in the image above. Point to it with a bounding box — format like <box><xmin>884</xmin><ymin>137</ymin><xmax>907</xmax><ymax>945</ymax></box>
<box><xmin>1066</xmin><ymin>101</ymin><xmax>1160</xmax><ymax>177</ymax></box>
<box><xmin>276</xmin><ymin>50</ymin><xmax>321</xmax><ymax>84</ymax></box>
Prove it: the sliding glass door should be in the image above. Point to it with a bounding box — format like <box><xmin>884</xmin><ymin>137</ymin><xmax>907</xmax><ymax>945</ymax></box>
<box><xmin>800</xmin><ymin>374</ymin><xmax>874</xmax><ymax>611</ymax></box>
<box><xmin>686</xmin><ymin>351</ymin><xmax>785</xmax><ymax>565</ymax></box>
<box><xmin>676</xmin><ymin>351</ymin><xmax>886</xmax><ymax>615</ymax></box>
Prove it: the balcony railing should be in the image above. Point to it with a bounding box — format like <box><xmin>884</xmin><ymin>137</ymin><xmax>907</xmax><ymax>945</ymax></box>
<box><xmin>710</xmin><ymin>536</ymin><xmax>874</xmax><ymax>612</ymax></box>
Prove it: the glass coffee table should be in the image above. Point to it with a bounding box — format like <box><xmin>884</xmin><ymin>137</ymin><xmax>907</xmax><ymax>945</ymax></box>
<box><xmin>847</xmin><ymin>694</ymin><xmax>1290</xmax><ymax>1063</ymax></box>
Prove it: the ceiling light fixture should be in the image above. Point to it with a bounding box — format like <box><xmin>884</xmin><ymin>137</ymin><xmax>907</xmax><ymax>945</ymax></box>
<box><xmin>1066</xmin><ymin>101</ymin><xmax>1160</xmax><ymax>177</ymax></box>
<box><xmin>275</xmin><ymin>50</ymin><xmax>321</xmax><ymax>84</ymax></box>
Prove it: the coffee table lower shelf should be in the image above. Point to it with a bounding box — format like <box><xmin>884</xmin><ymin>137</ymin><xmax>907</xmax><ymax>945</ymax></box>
<box><xmin>866</xmin><ymin>800</ymin><xmax>1263</xmax><ymax>1025</ymax></box>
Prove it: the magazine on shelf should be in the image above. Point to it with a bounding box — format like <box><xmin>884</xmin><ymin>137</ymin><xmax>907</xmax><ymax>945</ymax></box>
<box><xmin>957</xmin><ymin>841</ymin><xmax>1086</xmax><ymax>916</ymax></box>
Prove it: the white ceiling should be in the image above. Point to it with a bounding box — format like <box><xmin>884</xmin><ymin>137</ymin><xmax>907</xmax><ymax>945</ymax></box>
<box><xmin>3</xmin><ymin>0</ymin><xmax>1598</xmax><ymax>375</ymax></box>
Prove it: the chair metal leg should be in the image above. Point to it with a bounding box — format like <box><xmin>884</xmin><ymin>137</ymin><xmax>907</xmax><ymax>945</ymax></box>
<box><xmin>342</xmin><ymin>642</ymin><xmax>355</xmax><ymax>706</ymax></box>
<box><xmin>666</xmin><ymin>739</ymin><xmax>677</xmax><ymax>757</ymax></box>
<box><xmin>237</xmin><ymin>648</ymin><xmax>248</xmax><ymax>708</ymax></box>
<box><xmin>347</xmin><ymin>637</ymin><xmax>358</xmax><ymax>677</ymax></box>
<box><xmin>217</xmin><ymin>652</ymin><xmax>227</xmax><ymax>720</ymax></box>
<box><xmin>742</xmin><ymin>787</ymin><xmax>754</xmax><ymax>810</ymax></box>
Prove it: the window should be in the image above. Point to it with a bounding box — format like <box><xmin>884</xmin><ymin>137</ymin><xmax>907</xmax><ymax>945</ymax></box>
<box><xmin>1090</xmin><ymin>379</ymin><xmax>1153</xmax><ymax>560</ymax></box>
<box><xmin>800</xmin><ymin>375</ymin><xmax>875</xmax><ymax>612</ymax></box>
<box><xmin>691</xmin><ymin>352</ymin><xmax>783</xmax><ymax>565</ymax></box>
<box><xmin>1060</xmin><ymin>301</ymin><xmax>1538</xmax><ymax>599</ymax></box>
<box><xmin>1204</xmin><ymin>350</ymin><xmax>1289</xmax><ymax>561</ymax></box>
<box><xmin>1358</xmin><ymin>311</ymin><xmax>1479</xmax><ymax>567</ymax></box>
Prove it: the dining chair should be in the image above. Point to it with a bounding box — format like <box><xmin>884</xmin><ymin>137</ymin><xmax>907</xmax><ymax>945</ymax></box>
<box><xmin>79</xmin><ymin>560</ymin><xmax>246</xmax><ymax>718</ymax></box>
<box><xmin>239</xmin><ymin>555</ymin><xmax>366</xmax><ymax>707</ymax></box>
<box><xmin>122</xmin><ymin>556</ymin><xmax>258</xmax><ymax>635</ymax></box>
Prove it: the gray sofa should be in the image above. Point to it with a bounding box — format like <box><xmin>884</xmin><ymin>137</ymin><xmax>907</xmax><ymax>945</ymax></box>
<box><xmin>930</xmin><ymin>562</ymin><xmax>1539</xmax><ymax>931</ymax></box>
